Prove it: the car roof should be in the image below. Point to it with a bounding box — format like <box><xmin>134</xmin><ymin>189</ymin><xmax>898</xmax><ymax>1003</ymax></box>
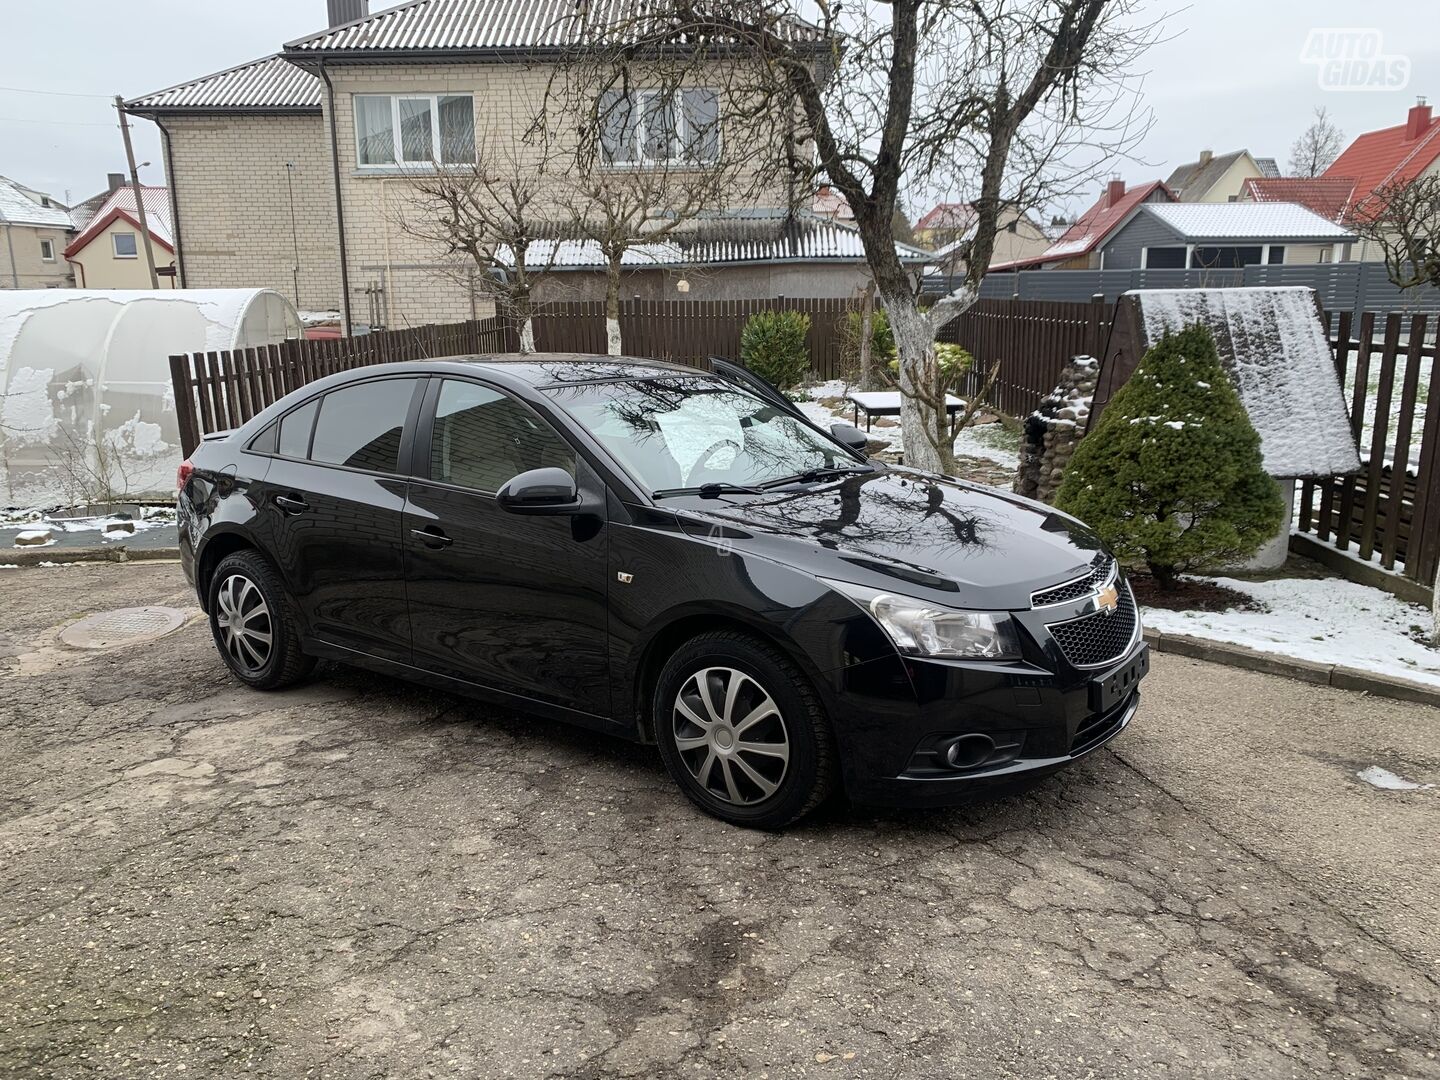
<box><xmin>423</xmin><ymin>353</ymin><xmax>707</xmax><ymax>387</ymax></box>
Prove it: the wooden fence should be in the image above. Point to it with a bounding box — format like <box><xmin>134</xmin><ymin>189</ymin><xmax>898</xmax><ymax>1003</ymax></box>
<box><xmin>1296</xmin><ymin>311</ymin><xmax>1440</xmax><ymax>587</ymax></box>
<box><xmin>938</xmin><ymin>296</ymin><xmax>1113</xmax><ymax>417</ymax></box>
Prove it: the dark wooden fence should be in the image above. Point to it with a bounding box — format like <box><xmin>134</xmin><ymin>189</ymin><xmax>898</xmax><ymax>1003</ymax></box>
<box><xmin>938</xmin><ymin>295</ymin><xmax>1113</xmax><ymax>417</ymax></box>
<box><xmin>1296</xmin><ymin>311</ymin><xmax>1440</xmax><ymax>587</ymax></box>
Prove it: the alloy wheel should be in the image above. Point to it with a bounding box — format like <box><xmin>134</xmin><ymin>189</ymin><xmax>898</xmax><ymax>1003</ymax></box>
<box><xmin>215</xmin><ymin>573</ymin><xmax>273</xmax><ymax>673</ymax></box>
<box><xmin>672</xmin><ymin>667</ymin><xmax>790</xmax><ymax>805</ymax></box>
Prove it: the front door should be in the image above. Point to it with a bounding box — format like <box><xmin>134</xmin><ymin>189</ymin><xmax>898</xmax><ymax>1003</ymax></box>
<box><xmin>403</xmin><ymin>378</ymin><xmax>611</xmax><ymax>718</ymax></box>
<box><xmin>255</xmin><ymin>376</ymin><xmax>424</xmax><ymax>665</ymax></box>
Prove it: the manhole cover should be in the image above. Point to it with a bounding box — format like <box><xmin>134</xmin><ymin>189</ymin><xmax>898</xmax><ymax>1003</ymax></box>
<box><xmin>58</xmin><ymin>606</ymin><xmax>189</xmax><ymax>649</ymax></box>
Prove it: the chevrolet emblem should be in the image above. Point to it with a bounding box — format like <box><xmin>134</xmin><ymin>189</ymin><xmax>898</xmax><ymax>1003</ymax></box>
<box><xmin>1094</xmin><ymin>584</ymin><xmax>1119</xmax><ymax>614</ymax></box>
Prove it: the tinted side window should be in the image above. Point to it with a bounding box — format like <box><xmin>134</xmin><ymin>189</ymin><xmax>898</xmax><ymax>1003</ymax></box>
<box><xmin>277</xmin><ymin>399</ymin><xmax>318</xmax><ymax>458</ymax></box>
<box><xmin>430</xmin><ymin>380</ymin><xmax>574</xmax><ymax>492</ymax></box>
<box><xmin>250</xmin><ymin>421</ymin><xmax>279</xmax><ymax>455</ymax></box>
<box><xmin>311</xmin><ymin>379</ymin><xmax>417</xmax><ymax>474</ymax></box>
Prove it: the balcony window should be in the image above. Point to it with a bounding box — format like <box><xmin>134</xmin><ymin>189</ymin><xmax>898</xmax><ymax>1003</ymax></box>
<box><xmin>599</xmin><ymin>88</ymin><xmax>721</xmax><ymax>167</ymax></box>
<box><xmin>355</xmin><ymin>94</ymin><xmax>475</xmax><ymax>168</ymax></box>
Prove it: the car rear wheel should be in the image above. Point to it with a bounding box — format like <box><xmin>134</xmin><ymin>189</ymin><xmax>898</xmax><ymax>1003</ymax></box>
<box><xmin>207</xmin><ymin>551</ymin><xmax>315</xmax><ymax>690</ymax></box>
<box><xmin>654</xmin><ymin>631</ymin><xmax>837</xmax><ymax>829</ymax></box>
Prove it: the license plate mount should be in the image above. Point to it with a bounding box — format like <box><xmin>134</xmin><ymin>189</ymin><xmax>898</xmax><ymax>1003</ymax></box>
<box><xmin>1090</xmin><ymin>644</ymin><xmax>1149</xmax><ymax>713</ymax></box>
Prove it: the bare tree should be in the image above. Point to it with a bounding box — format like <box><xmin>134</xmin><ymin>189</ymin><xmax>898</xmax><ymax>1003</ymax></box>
<box><xmin>1289</xmin><ymin>106</ymin><xmax>1345</xmax><ymax>178</ymax></box>
<box><xmin>576</xmin><ymin>1</ymin><xmax>1157</xmax><ymax>472</ymax></box>
<box><xmin>1351</xmin><ymin>174</ymin><xmax>1440</xmax><ymax>291</ymax></box>
<box><xmin>397</xmin><ymin>136</ymin><xmax>566</xmax><ymax>353</ymax></box>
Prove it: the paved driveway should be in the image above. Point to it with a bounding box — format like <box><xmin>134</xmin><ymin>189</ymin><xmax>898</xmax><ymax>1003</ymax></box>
<box><xmin>2</xmin><ymin>562</ymin><xmax>1437</xmax><ymax>1079</ymax></box>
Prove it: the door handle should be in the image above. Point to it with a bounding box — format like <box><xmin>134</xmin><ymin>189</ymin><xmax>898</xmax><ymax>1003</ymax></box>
<box><xmin>411</xmin><ymin>527</ymin><xmax>454</xmax><ymax>548</ymax></box>
<box><xmin>274</xmin><ymin>494</ymin><xmax>309</xmax><ymax>515</ymax></box>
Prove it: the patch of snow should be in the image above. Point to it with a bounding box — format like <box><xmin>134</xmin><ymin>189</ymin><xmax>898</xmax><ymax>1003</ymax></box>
<box><xmin>1355</xmin><ymin>766</ymin><xmax>1433</xmax><ymax>792</ymax></box>
<box><xmin>1141</xmin><ymin>574</ymin><xmax>1440</xmax><ymax>688</ymax></box>
<box><xmin>14</xmin><ymin>529</ymin><xmax>55</xmax><ymax>547</ymax></box>
<box><xmin>1130</xmin><ymin>287</ymin><xmax>1361</xmax><ymax>478</ymax></box>
<box><xmin>802</xmin><ymin>379</ymin><xmax>849</xmax><ymax>402</ymax></box>
<box><xmin>0</xmin><ymin>563</ymin><xmax>17</xmax><ymax>569</ymax></box>
<box><xmin>953</xmin><ymin>423</ymin><xmax>1020</xmax><ymax>469</ymax></box>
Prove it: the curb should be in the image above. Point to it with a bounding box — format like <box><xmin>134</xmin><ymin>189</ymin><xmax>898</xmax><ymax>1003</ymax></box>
<box><xmin>1143</xmin><ymin>628</ymin><xmax>1440</xmax><ymax>708</ymax></box>
<box><xmin>5</xmin><ymin>545</ymin><xmax>182</xmax><ymax>568</ymax></box>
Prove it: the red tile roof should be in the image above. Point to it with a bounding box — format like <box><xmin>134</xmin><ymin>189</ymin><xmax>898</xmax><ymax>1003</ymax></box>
<box><xmin>915</xmin><ymin>202</ymin><xmax>977</xmax><ymax>231</ymax></box>
<box><xmin>1324</xmin><ymin>102</ymin><xmax>1440</xmax><ymax>213</ymax></box>
<box><xmin>993</xmin><ymin>180</ymin><xmax>1175</xmax><ymax>269</ymax></box>
<box><xmin>1241</xmin><ymin>177</ymin><xmax>1357</xmax><ymax>223</ymax></box>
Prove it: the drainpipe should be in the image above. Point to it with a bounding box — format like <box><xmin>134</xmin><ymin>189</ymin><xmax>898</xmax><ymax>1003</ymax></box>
<box><xmin>3</xmin><ymin>224</ymin><xmax>18</xmax><ymax>287</ymax></box>
<box><xmin>319</xmin><ymin>62</ymin><xmax>355</xmax><ymax>335</ymax></box>
<box><xmin>154</xmin><ymin>116</ymin><xmax>187</xmax><ymax>288</ymax></box>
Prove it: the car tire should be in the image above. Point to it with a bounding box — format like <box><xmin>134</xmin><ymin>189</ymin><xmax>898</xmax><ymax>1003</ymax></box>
<box><xmin>654</xmin><ymin>630</ymin><xmax>838</xmax><ymax>829</ymax></box>
<box><xmin>207</xmin><ymin>550</ymin><xmax>315</xmax><ymax>691</ymax></box>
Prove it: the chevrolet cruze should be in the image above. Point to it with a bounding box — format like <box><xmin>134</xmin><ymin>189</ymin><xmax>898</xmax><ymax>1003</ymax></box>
<box><xmin>178</xmin><ymin>355</ymin><xmax>1147</xmax><ymax>828</ymax></box>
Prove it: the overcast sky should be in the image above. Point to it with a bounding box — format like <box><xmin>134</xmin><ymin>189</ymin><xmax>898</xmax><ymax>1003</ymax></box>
<box><xmin>2</xmin><ymin>1</ymin><xmax>1436</xmax><ymax>212</ymax></box>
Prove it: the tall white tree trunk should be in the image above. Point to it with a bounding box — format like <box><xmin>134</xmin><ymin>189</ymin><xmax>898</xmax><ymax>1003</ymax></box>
<box><xmin>519</xmin><ymin>315</ymin><xmax>536</xmax><ymax>355</ymax></box>
<box><xmin>606</xmin><ymin>317</ymin><xmax>623</xmax><ymax>357</ymax></box>
<box><xmin>884</xmin><ymin>297</ymin><xmax>945</xmax><ymax>474</ymax></box>
<box><xmin>605</xmin><ymin>257</ymin><xmax>624</xmax><ymax>357</ymax></box>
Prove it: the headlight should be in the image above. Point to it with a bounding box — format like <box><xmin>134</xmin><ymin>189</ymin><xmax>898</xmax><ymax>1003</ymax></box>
<box><xmin>824</xmin><ymin>579</ymin><xmax>1022</xmax><ymax>660</ymax></box>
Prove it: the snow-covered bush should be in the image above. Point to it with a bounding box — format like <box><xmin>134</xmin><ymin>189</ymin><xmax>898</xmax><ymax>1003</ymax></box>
<box><xmin>1055</xmin><ymin>325</ymin><xmax>1285</xmax><ymax>589</ymax></box>
<box><xmin>741</xmin><ymin>310</ymin><xmax>811</xmax><ymax>390</ymax></box>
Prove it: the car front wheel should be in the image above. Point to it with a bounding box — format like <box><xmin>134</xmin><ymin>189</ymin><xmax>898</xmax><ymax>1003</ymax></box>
<box><xmin>206</xmin><ymin>550</ymin><xmax>315</xmax><ymax>690</ymax></box>
<box><xmin>654</xmin><ymin>631</ymin><xmax>837</xmax><ymax>829</ymax></box>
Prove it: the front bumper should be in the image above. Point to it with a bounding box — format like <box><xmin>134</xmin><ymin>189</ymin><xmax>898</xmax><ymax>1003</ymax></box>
<box><xmin>825</xmin><ymin>640</ymin><xmax>1147</xmax><ymax>808</ymax></box>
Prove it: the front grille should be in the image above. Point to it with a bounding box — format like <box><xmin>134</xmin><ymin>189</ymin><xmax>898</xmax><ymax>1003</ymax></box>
<box><xmin>1046</xmin><ymin>583</ymin><xmax>1138</xmax><ymax>668</ymax></box>
<box><xmin>1031</xmin><ymin>552</ymin><xmax>1114</xmax><ymax>608</ymax></box>
<box><xmin>1070</xmin><ymin>695</ymin><xmax>1133</xmax><ymax>754</ymax></box>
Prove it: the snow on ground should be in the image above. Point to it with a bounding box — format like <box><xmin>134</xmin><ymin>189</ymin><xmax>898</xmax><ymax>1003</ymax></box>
<box><xmin>1141</xmin><ymin>575</ymin><xmax>1440</xmax><ymax>688</ymax></box>
<box><xmin>1356</xmin><ymin>766</ymin><xmax>1434</xmax><ymax>792</ymax></box>
<box><xmin>799</xmin><ymin>380</ymin><xmax>1020</xmax><ymax>472</ymax></box>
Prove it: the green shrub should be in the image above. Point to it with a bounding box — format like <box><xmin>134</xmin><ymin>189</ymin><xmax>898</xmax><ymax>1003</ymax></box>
<box><xmin>885</xmin><ymin>342</ymin><xmax>975</xmax><ymax>392</ymax></box>
<box><xmin>741</xmin><ymin>310</ymin><xmax>811</xmax><ymax>390</ymax></box>
<box><xmin>1055</xmin><ymin>325</ymin><xmax>1284</xmax><ymax>589</ymax></box>
<box><xmin>840</xmin><ymin>307</ymin><xmax>897</xmax><ymax>369</ymax></box>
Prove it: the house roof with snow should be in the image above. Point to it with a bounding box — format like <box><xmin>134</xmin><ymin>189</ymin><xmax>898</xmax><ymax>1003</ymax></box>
<box><xmin>1163</xmin><ymin>149</ymin><xmax>1257</xmax><ymax>202</ymax></box>
<box><xmin>1240</xmin><ymin>177</ymin><xmax>1357</xmax><ymax>223</ymax></box>
<box><xmin>1254</xmin><ymin>157</ymin><xmax>1281</xmax><ymax>179</ymax></box>
<box><xmin>283</xmin><ymin>0</ymin><xmax>825</xmax><ymax>59</ymax></box>
<box><xmin>915</xmin><ymin>203</ymin><xmax>977</xmax><ymax>232</ymax></box>
<box><xmin>0</xmin><ymin>176</ymin><xmax>73</xmax><ymax>230</ymax></box>
<box><xmin>993</xmin><ymin>179</ymin><xmax>1175</xmax><ymax>270</ymax></box>
<box><xmin>63</xmin><ymin>185</ymin><xmax>174</xmax><ymax>259</ymax></box>
<box><xmin>126</xmin><ymin>54</ymin><xmax>322</xmax><ymax>115</ymax></box>
<box><xmin>513</xmin><ymin>210</ymin><xmax>930</xmax><ymax>271</ymax></box>
<box><xmin>1324</xmin><ymin>100</ymin><xmax>1440</xmax><ymax>213</ymax></box>
<box><xmin>1136</xmin><ymin>202</ymin><xmax>1355</xmax><ymax>243</ymax></box>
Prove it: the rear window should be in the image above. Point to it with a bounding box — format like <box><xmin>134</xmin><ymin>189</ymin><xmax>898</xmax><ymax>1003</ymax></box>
<box><xmin>310</xmin><ymin>379</ymin><xmax>417</xmax><ymax>474</ymax></box>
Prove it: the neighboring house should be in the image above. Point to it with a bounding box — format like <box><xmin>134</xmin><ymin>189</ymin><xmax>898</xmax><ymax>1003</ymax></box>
<box><xmin>1254</xmin><ymin>157</ymin><xmax>1281</xmax><ymax>179</ymax></box>
<box><xmin>64</xmin><ymin>184</ymin><xmax>178</xmax><ymax>289</ymax></box>
<box><xmin>1098</xmin><ymin>202</ymin><xmax>1354</xmax><ymax>270</ymax></box>
<box><xmin>0</xmin><ymin>175</ymin><xmax>74</xmax><ymax>289</ymax></box>
<box><xmin>994</xmin><ymin>179</ymin><xmax>1177</xmax><ymax>271</ymax></box>
<box><xmin>1164</xmin><ymin>149</ymin><xmax>1269</xmax><ymax>203</ymax></box>
<box><xmin>812</xmin><ymin>185</ymin><xmax>855</xmax><ymax>223</ymax></box>
<box><xmin>914</xmin><ymin>202</ymin><xmax>1051</xmax><ymax>267</ymax></box>
<box><xmin>1240</xmin><ymin>177</ymin><xmax>1357</xmax><ymax>223</ymax></box>
<box><xmin>1323</xmin><ymin>98</ymin><xmax>1440</xmax><ymax>262</ymax></box>
<box><xmin>127</xmin><ymin>0</ymin><xmax>913</xmax><ymax>329</ymax></box>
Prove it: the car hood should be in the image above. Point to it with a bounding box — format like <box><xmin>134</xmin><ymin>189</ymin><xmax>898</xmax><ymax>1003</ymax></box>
<box><xmin>670</xmin><ymin>466</ymin><xmax>1106</xmax><ymax>610</ymax></box>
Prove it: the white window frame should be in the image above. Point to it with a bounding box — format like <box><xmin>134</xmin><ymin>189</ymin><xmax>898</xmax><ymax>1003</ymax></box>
<box><xmin>600</xmin><ymin>88</ymin><xmax>722</xmax><ymax>169</ymax></box>
<box><xmin>354</xmin><ymin>93</ymin><xmax>475</xmax><ymax>170</ymax></box>
<box><xmin>39</xmin><ymin>238</ymin><xmax>55</xmax><ymax>262</ymax></box>
<box><xmin>113</xmin><ymin>232</ymin><xmax>138</xmax><ymax>259</ymax></box>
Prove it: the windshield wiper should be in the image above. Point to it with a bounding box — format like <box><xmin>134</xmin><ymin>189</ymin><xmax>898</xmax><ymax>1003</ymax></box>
<box><xmin>760</xmin><ymin>464</ymin><xmax>876</xmax><ymax>489</ymax></box>
<box><xmin>652</xmin><ymin>482</ymin><xmax>765</xmax><ymax>499</ymax></box>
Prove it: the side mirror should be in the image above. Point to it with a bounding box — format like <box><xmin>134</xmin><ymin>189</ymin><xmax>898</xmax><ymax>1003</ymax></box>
<box><xmin>831</xmin><ymin>422</ymin><xmax>870</xmax><ymax>452</ymax></box>
<box><xmin>497</xmin><ymin>467</ymin><xmax>581</xmax><ymax>515</ymax></box>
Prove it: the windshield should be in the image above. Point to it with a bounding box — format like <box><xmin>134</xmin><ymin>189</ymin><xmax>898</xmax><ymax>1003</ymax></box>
<box><xmin>544</xmin><ymin>376</ymin><xmax>857</xmax><ymax>493</ymax></box>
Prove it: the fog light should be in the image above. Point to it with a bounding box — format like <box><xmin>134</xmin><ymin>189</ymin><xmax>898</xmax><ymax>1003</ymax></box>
<box><xmin>945</xmin><ymin>734</ymin><xmax>996</xmax><ymax>770</ymax></box>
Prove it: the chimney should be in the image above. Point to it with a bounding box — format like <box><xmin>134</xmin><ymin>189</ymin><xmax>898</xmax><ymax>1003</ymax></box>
<box><xmin>1106</xmin><ymin>178</ymin><xmax>1126</xmax><ymax>207</ymax></box>
<box><xmin>1406</xmin><ymin>97</ymin><xmax>1432</xmax><ymax>141</ymax></box>
<box><xmin>327</xmin><ymin>0</ymin><xmax>368</xmax><ymax>27</ymax></box>
<box><xmin>107</xmin><ymin>172</ymin><xmax>126</xmax><ymax>193</ymax></box>
<box><xmin>1198</xmin><ymin>149</ymin><xmax>1213</xmax><ymax>167</ymax></box>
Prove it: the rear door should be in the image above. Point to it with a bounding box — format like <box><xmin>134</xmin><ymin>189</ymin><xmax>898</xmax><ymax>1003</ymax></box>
<box><xmin>253</xmin><ymin>376</ymin><xmax>425</xmax><ymax>665</ymax></box>
<box><xmin>402</xmin><ymin>377</ymin><xmax>611</xmax><ymax>718</ymax></box>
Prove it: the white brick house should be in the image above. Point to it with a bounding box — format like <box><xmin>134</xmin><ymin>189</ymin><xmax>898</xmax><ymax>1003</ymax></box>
<box><xmin>127</xmin><ymin>0</ymin><xmax>927</xmax><ymax>333</ymax></box>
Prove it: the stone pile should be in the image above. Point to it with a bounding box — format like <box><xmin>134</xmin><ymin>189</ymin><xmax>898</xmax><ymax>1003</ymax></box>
<box><xmin>1015</xmin><ymin>355</ymin><xmax>1098</xmax><ymax>504</ymax></box>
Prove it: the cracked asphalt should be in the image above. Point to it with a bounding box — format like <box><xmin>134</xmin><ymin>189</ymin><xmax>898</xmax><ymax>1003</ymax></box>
<box><xmin>2</xmin><ymin>560</ymin><xmax>1438</xmax><ymax>1079</ymax></box>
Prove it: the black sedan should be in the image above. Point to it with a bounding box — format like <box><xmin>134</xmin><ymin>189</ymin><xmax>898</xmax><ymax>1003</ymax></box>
<box><xmin>177</xmin><ymin>355</ymin><xmax>1146</xmax><ymax>828</ymax></box>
